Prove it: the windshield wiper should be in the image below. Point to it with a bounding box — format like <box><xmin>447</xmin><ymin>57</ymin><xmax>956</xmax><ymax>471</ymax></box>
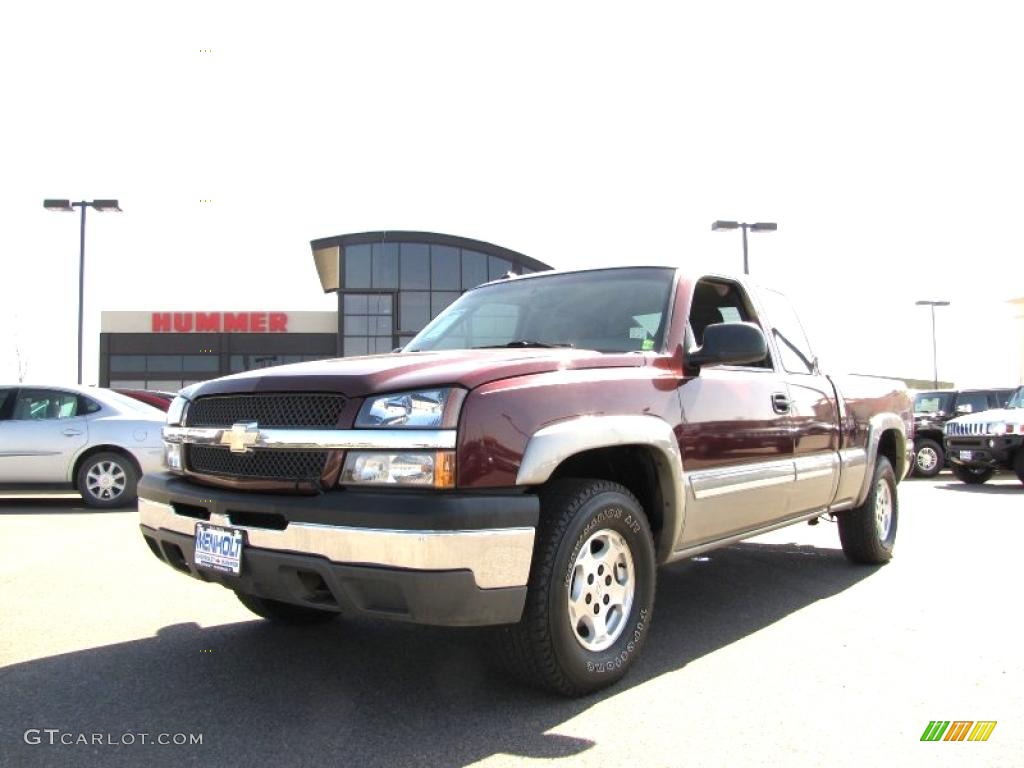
<box><xmin>473</xmin><ymin>340</ymin><xmax>574</xmax><ymax>349</ymax></box>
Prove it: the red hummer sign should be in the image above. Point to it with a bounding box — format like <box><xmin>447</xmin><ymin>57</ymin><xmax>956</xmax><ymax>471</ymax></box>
<box><xmin>150</xmin><ymin>312</ymin><xmax>289</xmax><ymax>333</ymax></box>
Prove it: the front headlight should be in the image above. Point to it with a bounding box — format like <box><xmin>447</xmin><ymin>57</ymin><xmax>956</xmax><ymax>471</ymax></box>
<box><xmin>340</xmin><ymin>450</ymin><xmax>455</xmax><ymax>487</ymax></box>
<box><xmin>355</xmin><ymin>388</ymin><xmax>460</xmax><ymax>428</ymax></box>
<box><xmin>166</xmin><ymin>395</ymin><xmax>188</xmax><ymax>427</ymax></box>
<box><xmin>989</xmin><ymin>422</ymin><xmax>1007</xmax><ymax>436</ymax></box>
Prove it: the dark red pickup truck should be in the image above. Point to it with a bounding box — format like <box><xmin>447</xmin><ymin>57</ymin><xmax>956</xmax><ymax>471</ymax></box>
<box><xmin>138</xmin><ymin>267</ymin><xmax>912</xmax><ymax>695</ymax></box>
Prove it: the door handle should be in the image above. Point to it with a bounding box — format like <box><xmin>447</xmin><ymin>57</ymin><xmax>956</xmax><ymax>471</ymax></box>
<box><xmin>771</xmin><ymin>393</ymin><xmax>791</xmax><ymax>414</ymax></box>
<box><xmin>62</xmin><ymin>428</ymin><xmax>83</xmax><ymax>437</ymax></box>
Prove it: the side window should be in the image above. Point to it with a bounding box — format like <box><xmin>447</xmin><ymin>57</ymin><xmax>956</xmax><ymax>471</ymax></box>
<box><xmin>688</xmin><ymin>278</ymin><xmax>770</xmax><ymax>367</ymax></box>
<box><xmin>0</xmin><ymin>388</ymin><xmax>13</xmax><ymax>420</ymax></box>
<box><xmin>758</xmin><ymin>289</ymin><xmax>817</xmax><ymax>375</ymax></box>
<box><xmin>11</xmin><ymin>389</ymin><xmax>80</xmax><ymax>421</ymax></box>
<box><xmin>78</xmin><ymin>396</ymin><xmax>102</xmax><ymax>415</ymax></box>
<box><xmin>954</xmin><ymin>392</ymin><xmax>988</xmax><ymax>414</ymax></box>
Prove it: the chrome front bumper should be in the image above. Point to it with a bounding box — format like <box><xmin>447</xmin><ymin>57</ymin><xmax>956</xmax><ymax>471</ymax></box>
<box><xmin>138</xmin><ymin>497</ymin><xmax>535</xmax><ymax>590</ymax></box>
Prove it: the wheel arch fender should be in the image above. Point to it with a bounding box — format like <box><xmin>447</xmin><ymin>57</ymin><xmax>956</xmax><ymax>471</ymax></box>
<box><xmin>515</xmin><ymin>415</ymin><xmax>685</xmax><ymax>563</ymax></box>
<box><xmin>855</xmin><ymin>414</ymin><xmax>908</xmax><ymax>506</ymax></box>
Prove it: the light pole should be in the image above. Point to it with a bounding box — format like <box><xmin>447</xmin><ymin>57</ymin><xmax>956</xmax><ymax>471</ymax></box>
<box><xmin>915</xmin><ymin>299</ymin><xmax>950</xmax><ymax>389</ymax></box>
<box><xmin>43</xmin><ymin>198</ymin><xmax>122</xmax><ymax>385</ymax></box>
<box><xmin>711</xmin><ymin>220</ymin><xmax>777</xmax><ymax>274</ymax></box>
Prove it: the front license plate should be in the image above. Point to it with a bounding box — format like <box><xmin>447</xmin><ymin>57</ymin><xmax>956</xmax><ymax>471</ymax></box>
<box><xmin>959</xmin><ymin>450</ymin><xmax>973</xmax><ymax>461</ymax></box>
<box><xmin>194</xmin><ymin>523</ymin><xmax>244</xmax><ymax>575</ymax></box>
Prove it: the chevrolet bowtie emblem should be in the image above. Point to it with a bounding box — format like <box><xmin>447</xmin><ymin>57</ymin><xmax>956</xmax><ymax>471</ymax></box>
<box><xmin>221</xmin><ymin>422</ymin><xmax>260</xmax><ymax>454</ymax></box>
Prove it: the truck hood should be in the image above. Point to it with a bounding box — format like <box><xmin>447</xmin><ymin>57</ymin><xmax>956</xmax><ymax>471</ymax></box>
<box><xmin>945</xmin><ymin>408</ymin><xmax>1023</xmax><ymax>426</ymax></box>
<box><xmin>186</xmin><ymin>349</ymin><xmax>647</xmax><ymax>399</ymax></box>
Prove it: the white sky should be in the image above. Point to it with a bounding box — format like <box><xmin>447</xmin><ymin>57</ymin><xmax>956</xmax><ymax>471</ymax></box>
<box><xmin>2</xmin><ymin>1</ymin><xmax>1022</xmax><ymax>388</ymax></box>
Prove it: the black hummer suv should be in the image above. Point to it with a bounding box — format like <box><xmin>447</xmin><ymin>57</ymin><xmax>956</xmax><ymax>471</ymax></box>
<box><xmin>911</xmin><ymin>388</ymin><xmax>1014</xmax><ymax>477</ymax></box>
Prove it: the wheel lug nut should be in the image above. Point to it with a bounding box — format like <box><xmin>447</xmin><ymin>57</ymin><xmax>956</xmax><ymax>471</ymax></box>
<box><xmin>585</xmin><ymin>593</ymin><xmax>592</xmax><ymax>604</ymax></box>
<box><xmin>598</xmin><ymin>565</ymin><xmax>604</xmax><ymax>575</ymax></box>
<box><xmin>587</xmin><ymin>574</ymin><xmax>594</xmax><ymax>585</ymax></box>
<box><xmin>605</xmin><ymin>575</ymin><xmax>612</xmax><ymax>586</ymax></box>
<box><xmin>603</xmin><ymin>595</ymin><xmax>610</xmax><ymax>605</ymax></box>
<box><xmin>593</xmin><ymin>604</ymin><xmax>600</xmax><ymax>615</ymax></box>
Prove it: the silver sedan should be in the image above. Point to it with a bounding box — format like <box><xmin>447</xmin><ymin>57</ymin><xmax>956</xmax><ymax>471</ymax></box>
<box><xmin>0</xmin><ymin>385</ymin><xmax>166</xmax><ymax>507</ymax></box>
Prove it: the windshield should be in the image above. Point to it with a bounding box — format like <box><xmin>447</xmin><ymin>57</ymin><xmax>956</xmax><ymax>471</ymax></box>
<box><xmin>914</xmin><ymin>392</ymin><xmax>953</xmax><ymax>414</ymax></box>
<box><xmin>406</xmin><ymin>267</ymin><xmax>676</xmax><ymax>353</ymax></box>
<box><xmin>1007</xmin><ymin>387</ymin><xmax>1024</xmax><ymax>409</ymax></box>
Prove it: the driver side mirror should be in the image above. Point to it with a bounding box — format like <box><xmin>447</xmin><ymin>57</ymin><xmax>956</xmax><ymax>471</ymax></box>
<box><xmin>686</xmin><ymin>322</ymin><xmax>768</xmax><ymax>369</ymax></box>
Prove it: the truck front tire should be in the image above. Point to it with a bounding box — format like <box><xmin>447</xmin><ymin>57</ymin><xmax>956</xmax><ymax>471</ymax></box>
<box><xmin>838</xmin><ymin>457</ymin><xmax>897</xmax><ymax>564</ymax></box>
<box><xmin>236</xmin><ymin>592</ymin><xmax>338</xmax><ymax>624</ymax></box>
<box><xmin>498</xmin><ymin>479</ymin><xmax>656</xmax><ymax>697</ymax></box>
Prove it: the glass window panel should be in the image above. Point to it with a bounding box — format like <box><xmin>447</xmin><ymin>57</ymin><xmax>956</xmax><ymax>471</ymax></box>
<box><xmin>344</xmin><ymin>245</ymin><xmax>372</xmax><ymax>289</ymax></box>
<box><xmin>372</xmin><ymin>337</ymin><xmax>394</xmax><ymax>354</ymax></box>
<box><xmin>399</xmin><ymin>291</ymin><xmax>431</xmax><ymax>332</ymax></box>
<box><xmin>371</xmin><ymin>294</ymin><xmax>393</xmax><ymax>314</ymax></box>
<box><xmin>398</xmin><ymin>336</ymin><xmax>415</xmax><ymax>347</ymax></box>
<box><xmin>431</xmin><ymin>245</ymin><xmax>460</xmax><ymax>290</ymax></box>
<box><xmin>372</xmin><ymin>243</ymin><xmax>399</xmax><ymax>289</ymax></box>
<box><xmin>146</xmin><ymin>380</ymin><xmax>183</xmax><ymax>391</ymax></box>
<box><xmin>182</xmin><ymin>355</ymin><xmax>220</xmax><ymax>372</ymax></box>
<box><xmin>147</xmin><ymin>355</ymin><xmax>183</xmax><ymax>372</ymax></box>
<box><xmin>344</xmin><ymin>315</ymin><xmax>368</xmax><ymax>335</ymax></box>
<box><xmin>489</xmin><ymin>255</ymin><xmax>512</xmax><ymax>280</ymax></box>
<box><xmin>954</xmin><ymin>392</ymin><xmax>989</xmax><ymax>414</ymax></box>
<box><xmin>12</xmin><ymin>389</ymin><xmax>80</xmax><ymax>420</ymax></box>
<box><xmin>343</xmin><ymin>337</ymin><xmax>368</xmax><ymax>356</ymax></box>
<box><xmin>462</xmin><ymin>250</ymin><xmax>488</xmax><ymax>289</ymax></box>
<box><xmin>109</xmin><ymin>379</ymin><xmax>146</xmax><ymax>389</ymax></box>
<box><xmin>343</xmin><ymin>294</ymin><xmax>368</xmax><ymax>315</ymax></box>
<box><xmin>431</xmin><ymin>291</ymin><xmax>460</xmax><ymax>317</ymax></box>
<box><xmin>400</xmin><ymin>243</ymin><xmax>430</xmax><ymax>289</ymax></box>
<box><xmin>374</xmin><ymin>315</ymin><xmax>393</xmax><ymax>335</ymax></box>
<box><xmin>110</xmin><ymin>355</ymin><xmax>146</xmax><ymax>373</ymax></box>
<box><xmin>230</xmin><ymin>355</ymin><xmax>246</xmax><ymax>372</ymax></box>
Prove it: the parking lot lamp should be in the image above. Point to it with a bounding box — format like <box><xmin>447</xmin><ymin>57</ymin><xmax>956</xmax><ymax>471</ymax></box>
<box><xmin>43</xmin><ymin>199</ymin><xmax>122</xmax><ymax>385</ymax></box>
<box><xmin>711</xmin><ymin>220</ymin><xmax>777</xmax><ymax>275</ymax></box>
<box><xmin>915</xmin><ymin>299</ymin><xmax>951</xmax><ymax>389</ymax></box>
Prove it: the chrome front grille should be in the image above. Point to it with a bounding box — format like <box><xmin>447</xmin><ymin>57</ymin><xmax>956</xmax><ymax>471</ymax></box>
<box><xmin>946</xmin><ymin>422</ymin><xmax>988</xmax><ymax>436</ymax></box>
<box><xmin>186</xmin><ymin>394</ymin><xmax>347</xmax><ymax>429</ymax></box>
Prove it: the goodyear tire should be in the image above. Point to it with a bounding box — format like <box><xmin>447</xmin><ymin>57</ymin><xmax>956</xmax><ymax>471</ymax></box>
<box><xmin>236</xmin><ymin>592</ymin><xmax>337</xmax><ymax>624</ymax></box>
<box><xmin>76</xmin><ymin>451</ymin><xmax>139</xmax><ymax>508</ymax></box>
<box><xmin>498</xmin><ymin>479</ymin><xmax>656</xmax><ymax>696</ymax></box>
<box><xmin>838</xmin><ymin>457</ymin><xmax>898</xmax><ymax>564</ymax></box>
<box><xmin>951</xmin><ymin>464</ymin><xmax>995</xmax><ymax>485</ymax></box>
<box><xmin>912</xmin><ymin>438</ymin><xmax>944</xmax><ymax>478</ymax></box>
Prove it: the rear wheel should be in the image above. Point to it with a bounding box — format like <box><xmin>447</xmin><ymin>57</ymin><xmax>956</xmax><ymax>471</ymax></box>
<box><xmin>76</xmin><ymin>452</ymin><xmax>139</xmax><ymax>508</ymax></box>
<box><xmin>951</xmin><ymin>465</ymin><xmax>995</xmax><ymax>485</ymax></box>
<box><xmin>912</xmin><ymin>438</ymin><xmax>943</xmax><ymax>478</ymax></box>
<box><xmin>235</xmin><ymin>592</ymin><xmax>337</xmax><ymax>624</ymax></box>
<box><xmin>498</xmin><ymin>479</ymin><xmax>656</xmax><ymax>696</ymax></box>
<box><xmin>838</xmin><ymin>457</ymin><xmax>897</xmax><ymax>564</ymax></box>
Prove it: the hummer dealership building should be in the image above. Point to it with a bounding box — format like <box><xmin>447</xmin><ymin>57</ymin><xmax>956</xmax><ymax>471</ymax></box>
<box><xmin>99</xmin><ymin>231</ymin><xmax>551</xmax><ymax>390</ymax></box>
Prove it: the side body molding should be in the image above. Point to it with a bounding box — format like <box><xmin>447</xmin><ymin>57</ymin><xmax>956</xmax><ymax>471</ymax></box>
<box><xmin>853</xmin><ymin>413</ymin><xmax>908</xmax><ymax>507</ymax></box>
<box><xmin>515</xmin><ymin>415</ymin><xmax>685</xmax><ymax>563</ymax></box>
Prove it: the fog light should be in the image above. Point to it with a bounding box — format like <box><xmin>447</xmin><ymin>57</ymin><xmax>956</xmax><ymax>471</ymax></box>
<box><xmin>164</xmin><ymin>442</ymin><xmax>183</xmax><ymax>472</ymax></box>
<box><xmin>340</xmin><ymin>451</ymin><xmax>455</xmax><ymax>488</ymax></box>
<box><xmin>988</xmin><ymin>438</ymin><xmax>996</xmax><ymax>448</ymax></box>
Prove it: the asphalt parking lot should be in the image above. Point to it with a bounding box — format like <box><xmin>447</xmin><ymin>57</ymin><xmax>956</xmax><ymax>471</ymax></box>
<box><xmin>1</xmin><ymin>475</ymin><xmax>1021</xmax><ymax>768</ymax></box>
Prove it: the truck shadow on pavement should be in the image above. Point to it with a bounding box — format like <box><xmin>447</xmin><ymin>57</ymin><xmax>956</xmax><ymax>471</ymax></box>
<box><xmin>1</xmin><ymin>541</ymin><xmax>877</xmax><ymax>768</ymax></box>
